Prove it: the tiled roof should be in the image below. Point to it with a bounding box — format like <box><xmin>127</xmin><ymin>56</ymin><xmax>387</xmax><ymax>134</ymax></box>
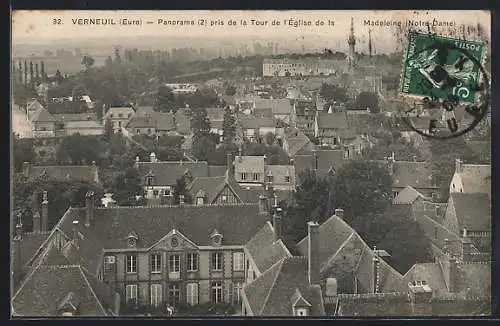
<box><xmin>25</xmin><ymin>164</ymin><xmax>99</xmax><ymax>183</ymax></box>
<box><xmin>373</xmin><ymin>160</ymin><xmax>437</xmax><ymax>190</ymax></box>
<box><xmin>456</xmin><ymin>262</ymin><xmax>491</xmax><ymax>296</ymax></box>
<box><xmin>12</xmin><ymin>263</ymin><xmax>116</xmax><ymax>316</ymax></box>
<box><xmin>52</xmin><ymin>113</ymin><xmax>95</xmax><ymax>122</ymax></box>
<box><xmin>266</xmin><ymin>165</ymin><xmax>296</xmax><ymax>186</ymax></box>
<box><xmin>174</xmin><ymin>108</ymin><xmax>191</xmax><ymax>134</ymax></box>
<box><xmin>245</xmin><ymin>221</ymin><xmax>292</xmax><ymax>274</ymax></box>
<box><xmin>450</xmin><ymin>193</ymin><xmax>490</xmax><ymax>231</ymax></box>
<box><xmin>126</xmin><ymin>112</ymin><xmax>175</xmax><ymax>131</ymax></box>
<box><xmin>238</xmin><ymin>115</ymin><xmax>276</xmax><ymax>129</ymax></box>
<box><xmin>204</xmin><ymin>107</ymin><xmax>224</xmax><ymax>121</ymax></box>
<box><xmin>455</xmin><ymin>164</ymin><xmax>491</xmax><ymax>194</ymax></box>
<box><xmin>393</xmin><ymin>186</ymin><xmax>425</xmax><ymax>204</ymax></box>
<box><xmin>208</xmin><ymin>165</ymin><xmax>228</xmax><ymax>177</ymax></box>
<box><xmin>235</xmin><ymin>156</ymin><xmax>265</xmax><ymax>174</ymax></box>
<box><xmin>316</xmin><ymin>111</ymin><xmax>349</xmax><ymax>129</ymax></box>
<box><xmin>104</xmin><ymin>107</ymin><xmax>134</xmax><ymax>118</ymax></box>
<box><xmin>187</xmin><ymin>176</ymin><xmax>227</xmax><ymax>204</ymax></box>
<box><xmin>297</xmin><ymin>214</ymin><xmax>403</xmax><ymax>294</ymax></box>
<box><xmin>55</xmin><ymin>204</ymin><xmax>269</xmax><ymax>249</ymax></box>
<box><xmin>242</xmin><ymin>257</ymin><xmax>325</xmax><ymax>316</ymax></box>
<box><xmin>32</xmin><ymin>108</ymin><xmax>56</xmax><ymax>123</ymax></box>
<box><xmin>336</xmin><ymin>292</ymin><xmax>410</xmax><ymax>316</ymax></box>
<box><xmin>283</xmin><ymin>128</ymin><xmax>315</xmax><ymax>157</ymax></box>
<box><xmin>136</xmin><ymin>161</ymin><xmax>209</xmax><ymax>186</ymax></box>
<box><xmin>126</xmin><ymin>115</ymin><xmax>156</xmax><ymax>128</ymax></box>
<box><xmin>401</xmin><ymin>263</ymin><xmax>449</xmax><ymax>297</ymax></box>
<box><xmin>19</xmin><ymin>232</ymin><xmax>51</xmax><ymax>268</ymax></box>
<box><xmin>314</xmin><ymin>150</ymin><xmax>346</xmax><ymax>177</ymax></box>
<box><xmin>254</xmin><ymin>99</ymin><xmax>293</xmax><ymax>115</ymax></box>
<box><xmin>134</xmin><ymin>106</ymin><xmax>155</xmax><ymax>115</ymax></box>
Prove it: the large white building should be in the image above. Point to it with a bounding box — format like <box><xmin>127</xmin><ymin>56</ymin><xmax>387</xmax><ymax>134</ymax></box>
<box><xmin>262</xmin><ymin>59</ymin><xmax>306</xmax><ymax>77</ymax></box>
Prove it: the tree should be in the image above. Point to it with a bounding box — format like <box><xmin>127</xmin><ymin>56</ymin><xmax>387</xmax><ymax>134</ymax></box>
<box><xmin>105</xmin><ymin>56</ymin><xmax>113</xmax><ymax>67</ymax></box>
<box><xmin>56</xmin><ymin>134</ymin><xmax>100</xmax><ymax>165</ymax></box>
<box><xmin>265</xmin><ymin>132</ymin><xmax>277</xmax><ymax>146</ymax></box>
<box><xmin>29</xmin><ymin>61</ymin><xmax>34</xmax><ymax>85</ymax></box>
<box><xmin>35</xmin><ymin>63</ymin><xmax>40</xmax><ymax>81</ymax></box>
<box><xmin>319</xmin><ymin>83</ymin><xmax>348</xmax><ymax>103</ymax></box>
<box><xmin>23</xmin><ymin>60</ymin><xmax>28</xmax><ymax>85</ymax></box>
<box><xmin>332</xmin><ymin>160</ymin><xmax>392</xmax><ymax>220</ymax></box>
<box><xmin>40</xmin><ymin>61</ymin><xmax>46</xmax><ymax>81</ymax></box>
<box><xmin>225</xmin><ymin>85</ymin><xmax>236</xmax><ymax>96</ymax></box>
<box><xmin>114</xmin><ymin>47</ymin><xmax>122</xmax><ymax>64</ymax></box>
<box><xmin>154</xmin><ymin>85</ymin><xmax>176</xmax><ymax>113</ymax></box>
<box><xmin>355</xmin><ymin>91</ymin><xmax>379</xmax><ymax>113</ymax></box>
<box><xmin>173</xmin><ymin>176</ymin><xmax>193</xmax><ymax>205</ymax></box>
<box><xmin>13</xmin><ymin>134</ymin><xmax>35</xmax><ymax>172</ymax></box>
<box><xmin>104</xmin><ymin>118</ymin><xmax>114</xmax><ymax>140</ymax></box>
<box><xmin>362</xmin><ymin>131</ymin><xmax>423</xmax><ymax>161</ymax></box>
<box><xmin>71</xmin><ymin>84</ymin><xmax>87</xmax><ymax>101</ymax></box>
<box><xmin>18</xmin><ymin>61</ymin><xmax>23</xmax><ymax>84</ymax></box>
<box><xmin>54</xmin><ymin>69</ymin><xmax>64</xmax><ymax>85</ymax></box>
<box><xmin>112</xmin><ymin>167</ymin><xmax>143</xmax><ymax>206</ymax></box>
<box><xmin>222</xmin><ymin>106</ymin><xmax>236</xmax><ymax>144</ymax></box>
<box><xmin>81</xmin><ymin>55</ymin><xmax>95</xmax><ymax>70</ymax></box>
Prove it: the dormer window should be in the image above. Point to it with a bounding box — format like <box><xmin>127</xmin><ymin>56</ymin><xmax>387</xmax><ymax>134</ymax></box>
<box><xmin>292</xmin><ymin>288</ymin><xmax>312</xmax><ymax>316</ymax></box>
<box><xmin>126</xmin><ymin>231</ymin><xmax>138</xmax><ymax>248</ymax></box>
<box><xmin>146</xmin><ymin>174</ymin><xmax>154</xmax><ymax>186</ymax></box>
<box><xmin>210</xmin><ymin>229</ymin><xmax>223</xmax><ymax>246</ymax></box>
<box><xmin>196</xmin><ymin>189</ymin><xmax>206</xmax><ymax>206</ymax></box>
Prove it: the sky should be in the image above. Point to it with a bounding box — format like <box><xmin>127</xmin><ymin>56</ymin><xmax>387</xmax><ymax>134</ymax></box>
<box><xmin>12</xmin><ymin>10</ymin><xmax>491</xmax><ymax>53</ymax></box>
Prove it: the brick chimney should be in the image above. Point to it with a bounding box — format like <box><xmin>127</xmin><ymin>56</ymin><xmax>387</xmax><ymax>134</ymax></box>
<box><xmin>23</xmin><ymin>162</ymin><xmax>31</xmax><ymax>178</ymax></box>
<box><xmin>372</xmin><ymin>245</ymin><xmax>380</xmax><ymax>293</ymax></box>
<box><xmin>273</xmin><ymin>207</ymin><xmax>283</xmax><ymax>242</ymax></box>
<box><xmin>32</xmin><ymin>210</ymin><xmax>41</xmax><ymax>234</ymax></box>
<box><xmin>408</xmin><ymin>281</ymin><xmax>433</xmax><ymax>316</ymax></box>
<box><xmin>85</xmin><ymin>191</ymin><xmax>94</xmax><ymax>227</ymax></box>
<box><xmin>41</xmin><ymin>191</ymin><xmax>49</xmax><ymax>232</ymax></box>
<box><xmin>335</xmin><ymin>208</ymin><xmax>344</xmax><ymax>219</ymax></box>
<box><xmin>226</xmin><ymin>153</ymin><xmax>233</xmax><ymax>178</ymax></box>
<box><xmin>455</xmin><ymin>158</ymin><xmax>463</xmax><ymax>173</ymax></box>
<box><xmin>258</xmin><ymin>195</ymin><xmax>268</xmax><ymax>215</ymax></box>
<box><xmin>307</xmin><ymin>221</ymin><xmax>320</xmax><ymax>285</ymax></box>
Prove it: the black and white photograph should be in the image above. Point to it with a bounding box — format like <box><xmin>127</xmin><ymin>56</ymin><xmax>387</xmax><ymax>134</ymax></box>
<box><xmin>10</xmin><ymin>10</ymin><xmax>492</xmax><ymax>317</ymax></box>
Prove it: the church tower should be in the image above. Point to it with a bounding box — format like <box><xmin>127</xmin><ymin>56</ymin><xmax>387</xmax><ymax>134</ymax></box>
<box><xmin>347</xmin><ymin>17</ymin><xmax>356</xmax><ymax>72</ymax></box>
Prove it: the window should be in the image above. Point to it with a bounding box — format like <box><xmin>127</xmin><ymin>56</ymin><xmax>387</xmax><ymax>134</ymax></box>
<box><xmin>118</xmin><ymin>121</ymin><xmax>122</xmax><ymax>128</ymax></box>
<box><xmin>126</xmin><ymin>284</ymin><xmax>138</xmax><ymax>304</ymax></box>
<box><xmin>150</xmin><ymin>254</ymin><xmax>162</xmax><ymax>274</ymax></box>
<box><xmin>103</xmin><ymin>255</ymin><xmax>115</xmax><ymax>277</ymax></box>
<box><xmin>211</xmin><ymin>252</ymin><xmax>223</xmax><ymax>271</ymax></box>
<box><xmin>110</xmin><ymin>114</ymin><xmax>114</xmax><ymax>118</ymax></box>
<box><xmin>241</xmin><ymin>173</ymin><xmax>247</xmax><ymax>181</ymax></box>
<box><xmin>147</xmin><ymin>176</ymin><xmax>154</xmax><ymax>186</ymax></box>
<box><xmin>233</xmin><ymin>252</ymin><xmax>245</xmax><ymax>271</ymax></box>
<box><xmin>196</xmin><ymin>197</ymin><xmax>204</xmax><ymax>205</ymax></box>
<box><xmin>136</xmin><ymin>129</ymin><xmax>141</xmax><ymax>134</ymax></box>
<box><xmin>153</xmin><ymin>190</ymin><xmax>159</xmax><ymax>197</ymax></box>
<box><xmin>221</xmin><ymin>195</ymin><xmax>227</xmax><ymax>203</ymax></box>
<box><xmin>267</xmin><ymin>175</ymin><xmax>273</xmax><ymax>183</ymax></box>
<box><xmin>150</xmin><ymin>284</ymin><xmax>162</xmax><ymax>308</ymax></box>
<box><xmin>169</xmin><ymin>254</ymin><xmax>180</xmax><ymax>272</ymax></box>
<box><xmin>147</xmin><ymin>128</ymin><xmax>151</xmax><ymax>134</ymax></box>
<box><xmin>211</xmin><ymin>281</ymin><xmax>223</xmax><ymax>303</ymax></box>
<box><xmin>164</xmin><ymin>187</ymin><xmax>172</xmax><ymax>196</ymax></box>
<box><xmin>126</xmin><ymin>255</ymin><xmax>137</xmax><ymax>274</ymax></box>
<box><xmin>233</xmin><ymin>282</ymin><xmax>243</xmax><ymax>304</ymax></box>
<box><xmin>285</xmin><ymin>176</ymin><xmax>291</xmax><ymax>183</ymax></box>
<box><xmin>168</xmin><ymin>284</ymin><xmax>180</xmax><ymax>306</ymax></box>
<box><xmin>295</xmin><ymin>308</ymin><xmax>308</xmax><ymax>316</ymax></box>
<box><xmin>253</xmin><ymin>173</ymin><xmax>260</xmax><ymax>181</ymax></box>
<box><xmin>187</xmin><ymin>253</ymin><xmax>198</xmax><ymax>271</ymax></box>
<box><xmin>186</xmin><ymin>283</ymin><xmax>199</xmax><ymax>306</ymax></box>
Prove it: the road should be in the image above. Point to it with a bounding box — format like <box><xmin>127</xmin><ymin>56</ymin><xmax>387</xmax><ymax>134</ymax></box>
<box><xmin>12</xmin><ymin>103</ymin><xmax>33</xmax><ymax>138</ymax></box>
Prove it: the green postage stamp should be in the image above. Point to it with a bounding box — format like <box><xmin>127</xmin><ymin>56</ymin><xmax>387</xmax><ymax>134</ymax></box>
<box><xmin>399</xmin><ymin>32</ymin><xmax>487</xmax><ymax>103</ymax></box>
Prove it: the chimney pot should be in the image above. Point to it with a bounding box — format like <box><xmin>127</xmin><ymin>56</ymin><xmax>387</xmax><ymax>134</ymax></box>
<box><xmin>226</xmin><ymin>153</ymin><xmax>233</xmax><ymax>177</ymax></box>
<box><xmin>23</xmin><ymin>162</ymin><xmax>31</xmax><ymax>178</ymax></box>
<box><xmin>455</xmin><ymin>158</ymin><xmax>462</xmax><ymax>173</ymax></box>
<box><xmin>273</xmin><ymin>208</ymin><xmax>283</xmax><ymax>242</ymax></box>
<box><xmin>334</xmin><ymin>208</ymin><xmax>344</xmax><ymax>219</ymax></box>
<box><xmin>32</xmin><ymin>210</ymin><xmax>41</xmax><ymax>234</ymax></box>
<box><xmin>258</xmin><ymin>195</ymin><xmax>268</xmax><ymax>215</ymax></box>
<box><xmin>85</xmin><ymin>191</ymin><xmax>94</xmax><ymax>227</ymax></box>
<box><xmin>179</xmin><ymin>194</ymin><xmax>185</xmax><ymax>206</ymax></box>
<box><xmin>307</xmin><ymin>221</ymin><xmax>320</xmax><ymax>285</ymax></box>
<box><xmin>41</xmin><ymin>191</ymin><xmax>49</xmax><ymax>232</ymax></box>
<box><xmin>72</xmin><ymin>220</ymin><xmax>79</xmax><ymax>243</ymax></box>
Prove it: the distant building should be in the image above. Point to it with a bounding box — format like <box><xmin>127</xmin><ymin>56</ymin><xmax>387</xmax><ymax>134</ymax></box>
<box><xmin>262</xmin><ymin>59</ymin><xmax>306</xmax><ymax>77</ymax></box>
<box><xmin>237</xmin><ymin>115</ymin><xmax>278</xmax><ymax>142</ymax></box>
<box><xmin>103</xmin><ymin>106</ymin><xmax>135</xmax><ymax>133</ymax></box>
<box><xmin>125</xmin><ymin>112</ymin><xmax>176</xmax><ymax>137</ymax></box>
<box><xmin>314</xmin><ymin>109</ymin><xmax>350</xmax><ymax>147</ymax></box>
<box><xmin>22</xmin><ymin>161</ymin><xmax>100</xmax><ymax>184</ymax></box>
<box><xmin>164</xmin><ymin>83</ymin><xmax>199</xmax><ymax>95</ymax></box>
<box><xmin>291</xmin><ymin>99</ymin><xmax>317</xmax><ymax>135</ymax></box>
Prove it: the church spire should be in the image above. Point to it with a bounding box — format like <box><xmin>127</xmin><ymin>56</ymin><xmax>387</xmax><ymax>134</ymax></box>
<box><xmin>368</xmin><ymin>29</ymin><xmax>372</xmax><ymax>58</ymax></box>
<box><xmin>347</xmin><ymin>17</ymin><xmax>356</xmax><ymax>71</ymax></box>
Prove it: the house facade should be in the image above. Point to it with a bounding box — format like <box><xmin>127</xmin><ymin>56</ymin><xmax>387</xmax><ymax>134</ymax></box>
<box><xmin>291</xmin><ymin>100</ymin><xmax>317</xmax><ymax>136</ymax></box>
<box><xmin>103</xmin><ymin>107</ymin><xmax>135</xmax><ymax>133</ymax></box>
<box><xmin>314</xmin><ymin>110</ymin><xmax>350</xmax><ymax>146</ymax></box>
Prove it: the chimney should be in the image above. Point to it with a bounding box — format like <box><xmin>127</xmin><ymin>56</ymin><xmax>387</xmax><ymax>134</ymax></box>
<box><xmin>85</xmin><ymin>191</ymin><xmax>94</xmax><ymax>227</ymax></box>
<box><xmin>226</xmin><ymin>153</ymin><xmax>233</xmax><ymax>178</ymax></box>
<box><xmin>307</xmin><ymin>221</ymin><xmax>320</xmax><ymax>285</ymax></box>
<box><xmin>461</xmin><ymin>239</ymin><xmax>474</xmax><ymax>262</ymax></box>
<box><xmin>455</xmin><ymin>158</ymin><xmax>462</xmax><ymax>173</ymax></box>
<box><xmin>273</xmin><ymin>208</ymin><xmax>283</xmax><ymax>242</ymax></box>
<box><xmin>113</xmin><ymin>292</ymin><xmax>121</xmax><ymax>316</ymax></box>
<box><xmin>72</xmin><ymin>220</ymin><xmax>79</xmax><ymax>245</ymax></box>
<box><xmin>258</xmin><ymin>195</ymin><xmax>268</xmax><ymax>215</ymax></box>
<box><xmin>41</xmin><ymin>191</ymin><xmax>49</xmax><ymax>232</ymax></box>
<box><xmin>372</xmin><ymin>246</ymin><xmax>380</xmax><ymax>293</ymax></box>
<box><xmin>325</xmin><ymin>278</ymin><xmax>338</xmax><ymax>297</ymax></box>
<box><xmin>179</xmin><ymin>194</ymin><xmax>185</xmax><ymax>206</ymax></box>
<box><xmin>443</xmin><ymin>238</ymin><xmax>449</xmax><ymax>254</ymax></box>
<box><xmin>23</xmin><ymin>162</ymin><xmax>30</xmax><ymax>178</ymax></box>
<box><xmin>408</xmin><ymin>281</ymin><xmax>433</xmax><ymax>316</ymax></box>
<box><xmin>150</xmin><ymin>152</ymin><xmax>157</xmax><ymax>163</ymax></box>
<box><xmin>32</xmin><ymin>210</ymin><xmax>41</xmax><ymax>234</ymax></box>
<box><xmin>462</xmin><ymin>227</ymin><xmax>467</xmax><ymax>238</ymax></box>
<box><xmin>387</xmin><ymin>154</ymin><xmax>395</xmax><ymax>175</ymax></box>
<box><xmin>313</xmin><ymin>151</ymin><xmax>318</xmax><ymax>170</ymax></box>
<box><xmin>334</xmin><ymin>208</ymin><xmax>344</xmax><ymax>219</ymax></box>
<box><xmin>448</xmin><ymin>257</ymin><xmax>458</xmax><ymax>292</ymax></box>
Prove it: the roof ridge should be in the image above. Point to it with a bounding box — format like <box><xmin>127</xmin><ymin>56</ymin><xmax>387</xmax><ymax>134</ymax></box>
<box><xmin>95</xmin><ymin>202</ymin><xmax>259</xmax><ymax>209</ymax></box>
<box><xmin>277</xmin><ymin>239</ymin><xmax>293</xmax><ymax>258</ymax></box>
<box><xmin>259</xmin><ymin>258</ymin><xmax>285</xmax><ymax>315</ymax></box>
<box><xmin>323</xmin><ymin>232</ymin><xmax>356</xmax><ymax>272</ymax></box>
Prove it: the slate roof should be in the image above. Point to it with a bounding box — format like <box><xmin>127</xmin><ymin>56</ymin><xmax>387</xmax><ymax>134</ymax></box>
<box><xmin>316</xmin><ymin>111</ymin><xmax>349</xmax><ymax>129</ymax></box>
<box><xmin>254</xmin><ymin>99</ymin><xmax>293</xmax><ymax>115</ymax></box>
<box><xmin>235</xmin><ymin>156</ymin><xmax>265</xmax><ymax>174</ymax></box>
<box><xmin>32</xmin><ymin>108</ymin><xmax>56</xmax><ymax>123</ymax></box>
<box><xmin>104</xmin><ymin>107</ymin><xmax>134</xmax><ymax>119</ymax></box>
<box><xmin>55</xmin><ymin>204</ymin><xmax>269</xmax><ymax>249</ymax></box>
<box><xmin>455</xmin><ymin>164</ymin><xmax>491</xmax><ymax>194</ymax></box>
<box><xmin>207</xmin><ymin>165</ymin><xmax>228</xmax><ymax>177</ymax></box>
<box><xmin>134</xmin><ymin>106</ymin><xmax>155</xmax><ymax>116</ymax></box>
<box><xmin>401</xmin><ymin>263</ymin><xmax>449</xmax><ymax>297</ymax></box>
<box><xmin>297</xmin><ymin>214</ymin><xmax>404</xmax><ymax>294</ymax></box>
<box><xmin>126</xmin><ymin>112</ymin><xmax>175</xmax><ymax>131</ymax></box>
<box><xmin>242</xmin><ymin>257</ymin><xmax>325</xmax><ymax>316</ymax></box>
<box><xmin>393</xmin><ymin>186</ymin><xmax>425</xmax><ymax>204</ymax></box>
<box><xmin>25</xmin><ymin>164</ymin><xmax>99</xmax><ymax>183</ymax></box>
<box><xmin>245</xmin><ymin>221</ymin><xmax>292</xmax><ymax>274</ymax></box>
<box><xmin>19</xmin><ymin>232</ymin><xmax>51</xmax><ymax>268</ymax></box>
<box><xmin>283</xmin><ymin>127</ymin><xmax>316</xmax><ymax>157</ymax></box>
<box><xmin>12</xmin><ymin>264</ymin><xmax>116</xmax><ymax>316</ymax></box>
<box><xmin>135</xmin><ymin>161</ymin><xmax>209</xmax><ymax>186</ymax></box>
<box><xmin>238</xmin><ymin>115</ymin><xmax>276</xmax><ymax>129</ymax></box>
<box><xmin>450</xmin><ymin>193</ymin><xmax>491</xmax><ymax>231</ymax></box>
<box><xmin>314</xmin><ymin>150</ymin><xmax>346</xmax><ymax>177</ymax></box>
<box><xmin>375</xmin><ymin>160</ymin><xmax>437</xmax><ymax>189</ymax></box>
<box><xmin>52</xmin><ymin>113</ymin><xmax>95</xmax><ymax>122</ymax></box>
<box><xmin>266</xmin><ymin>165</ymin><xmax>296</xmax><ymax>186</ymax></box>
<box><xmin>187</xmin><ymin>176</ymin><xmax>227</xmax><ymax>203</ymax></box>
